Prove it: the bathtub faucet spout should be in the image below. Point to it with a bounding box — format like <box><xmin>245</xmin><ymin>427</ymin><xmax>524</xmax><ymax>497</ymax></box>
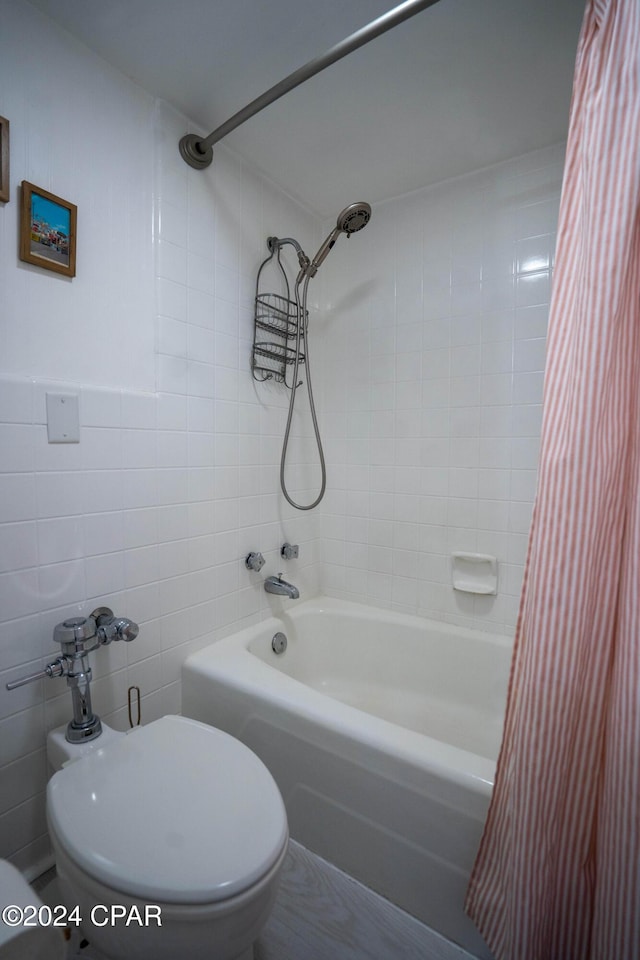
<box><xmin>264</xmin><ymin>574</ymin><xmax>299</xmax><ymax>599</ymax></box>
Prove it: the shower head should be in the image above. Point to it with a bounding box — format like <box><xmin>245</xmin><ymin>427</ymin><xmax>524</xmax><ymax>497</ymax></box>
<box><xmin>305</xmin><ymin>202</ymin><xmax>371</xmax><ymax>278</ymax></box>
<box><xmin>336</xmin><ymin>202</ymin><xmax>372</xmax><ymax>235</ymax></box>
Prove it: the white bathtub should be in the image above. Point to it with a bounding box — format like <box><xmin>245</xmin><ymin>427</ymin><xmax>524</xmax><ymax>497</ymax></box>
<box><xmin>182</xmin><ymin>596</ymin><xmax>511</xmax><ymax>957</ymax></box>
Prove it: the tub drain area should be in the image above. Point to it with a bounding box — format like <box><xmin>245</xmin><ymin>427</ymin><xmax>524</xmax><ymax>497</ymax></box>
<box><xmin>272</xmin><ymin>632</ymin><xmax>287</xmax><ymax>655</ymax></box>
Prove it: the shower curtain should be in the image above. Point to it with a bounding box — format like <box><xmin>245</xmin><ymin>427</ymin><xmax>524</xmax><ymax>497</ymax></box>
<box><xmin>465</xmin><ymin>1</ymin><xmax>640</xmax><ymax>958</ymax></box>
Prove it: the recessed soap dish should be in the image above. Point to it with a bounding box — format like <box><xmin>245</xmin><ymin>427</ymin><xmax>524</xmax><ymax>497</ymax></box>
<box><xmin>451</xmin><ymin>553</ymin><xmax>498</xmax><ymax>595</ymax></box>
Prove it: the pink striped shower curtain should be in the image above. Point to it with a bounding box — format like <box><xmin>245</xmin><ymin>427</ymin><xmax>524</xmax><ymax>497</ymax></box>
<box><xmin>465</xmin><ymin>1</ymin><xmax>640</xmax><ymax>958</ymax></box>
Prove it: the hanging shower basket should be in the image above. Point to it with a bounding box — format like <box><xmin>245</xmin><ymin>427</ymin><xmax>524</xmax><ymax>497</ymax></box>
<box><xmin>252</xmin><ymin>243</ymin><xmax>306</xmax><ymax>387</ymax></box>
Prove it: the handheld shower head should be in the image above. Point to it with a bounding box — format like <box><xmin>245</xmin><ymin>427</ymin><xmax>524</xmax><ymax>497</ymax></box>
<box><xmin>337</xmin><ymin>202</ymin><xmax>371</xmax><ymax>235</ymax></box>
<box><xmin>305</xmin><ymin>202</ymin><xmax>371</xmax><ymax>278</ymax></box>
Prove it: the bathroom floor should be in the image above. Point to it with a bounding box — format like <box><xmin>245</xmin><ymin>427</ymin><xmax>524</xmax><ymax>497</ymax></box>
<box><xmin>34</xmin><ymin>840</ymin><xmax>476</xmax><ymax>960</ymax></box>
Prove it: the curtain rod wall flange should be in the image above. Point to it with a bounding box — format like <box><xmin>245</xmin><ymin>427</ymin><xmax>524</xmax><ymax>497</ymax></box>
<box><xmin>179</xmin><ymin>133</ymin><xmax>213</xmax><ymax>169</ymax></box>
<box><xmin>178</xmin><ymin>0</ymin><xmax>441</xmax><ymax>170</ymax></box>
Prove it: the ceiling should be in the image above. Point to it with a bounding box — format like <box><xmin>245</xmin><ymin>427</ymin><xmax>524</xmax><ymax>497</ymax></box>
<box><xmin>29</xmin><ymin>0</ymin><xmax>585</xmax><ymax>217</ymax></box>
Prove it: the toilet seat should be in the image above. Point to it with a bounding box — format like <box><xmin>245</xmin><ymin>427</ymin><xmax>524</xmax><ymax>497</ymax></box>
<box><xmin>47</xmin><ymin>715</ymin><xmax>288</xmax><ymax>905</ymax></box>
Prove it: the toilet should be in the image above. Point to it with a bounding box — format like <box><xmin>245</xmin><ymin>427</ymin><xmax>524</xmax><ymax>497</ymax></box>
<box><xmin>0</xmin><ymin>860</ymin><xmax>66</xmax><ymax>959</ymax></box>
<box><xmin>46</xmin><ymin>715</ymin><xmax>288</xmax><ymax>960</ymax></box>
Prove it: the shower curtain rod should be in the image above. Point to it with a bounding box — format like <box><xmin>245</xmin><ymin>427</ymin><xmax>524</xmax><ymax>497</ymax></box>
<box><xmin>179</xmin><ymin>0</ymin><xmax>441</xmax><ymax>169</ymax></box>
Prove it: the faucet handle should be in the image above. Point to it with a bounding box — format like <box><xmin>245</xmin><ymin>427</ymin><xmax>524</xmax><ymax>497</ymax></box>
<box><xmin>245</xmin><ymin>551</ymin><xmax>266</xmax><ymax>572</ymax></box>
<box><xmin>281</xmin><ymin>542</ymin><xmax>299</xmax><ymax>560</ymax></box>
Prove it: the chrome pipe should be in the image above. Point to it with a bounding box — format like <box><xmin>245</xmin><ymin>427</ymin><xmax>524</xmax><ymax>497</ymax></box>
<box><xmin>68</xmin><ymin>660</ymin><xmax>95</xmax><ymax>727</ymax></box>
<box><xmin>179</xmin><ymin>0</ymin><xmax>441</xmax><ymax>169</ymax></box>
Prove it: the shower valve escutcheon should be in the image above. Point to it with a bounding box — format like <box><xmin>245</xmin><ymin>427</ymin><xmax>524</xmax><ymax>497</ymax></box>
<box><xmin>6</xmin><ymin>607</ymin><xmax>139</xmax><ymax>744</ymax></box>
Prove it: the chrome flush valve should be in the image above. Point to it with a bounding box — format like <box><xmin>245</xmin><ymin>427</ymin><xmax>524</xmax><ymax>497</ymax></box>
<box><xmin>53</xmin><ymin>608</ymin><xmax>139</xmax><ymax>651</ymax></box>
<box><xmin>92</xmin><ymin>607</ymin><xmax>139</xmax><ymax>644</ymax></box>
<box><xmin>6</xmin><ymin>607</ymin><xmax>139</xmax><ymax>744</ymax></box>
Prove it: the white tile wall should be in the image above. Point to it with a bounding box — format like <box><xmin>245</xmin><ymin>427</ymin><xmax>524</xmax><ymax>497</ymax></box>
<box><xmin>0</xmin><ymin>3</ymin><xmax>321</xmax><ymax>876</ymax></box>
<box><xmin>0</xmin><ymin>369</ymin><xmax>323</xmax><ymax>875</ymax></box>
<box><xmin>0</xmin><ymin>2</ymin><xmax>155</xmax><ymax>392</ymax></box>
<box><xmin>317</xmin><ymin>145</ymin><xmax>564</xmax><ymax>634</ymax></box>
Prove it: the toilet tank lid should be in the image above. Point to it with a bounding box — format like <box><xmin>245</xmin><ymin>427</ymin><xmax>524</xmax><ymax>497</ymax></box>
<box><xmin>47</xmin><ymin>715</ymin><xmax>288</xmax><ymax>904</ymax></box>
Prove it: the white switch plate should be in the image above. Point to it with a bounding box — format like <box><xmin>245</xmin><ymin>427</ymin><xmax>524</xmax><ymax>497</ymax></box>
<box><xmin>46</xmin><ymin>393</ymin><xmax>80</xmax><ymax>443</ymax></box>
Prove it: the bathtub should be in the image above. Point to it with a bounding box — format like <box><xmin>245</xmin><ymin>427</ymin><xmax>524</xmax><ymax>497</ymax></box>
<box><xmin>182</xmin><ymin>596</ymin><xmax>511</xmax><ymax>958</ymax></box>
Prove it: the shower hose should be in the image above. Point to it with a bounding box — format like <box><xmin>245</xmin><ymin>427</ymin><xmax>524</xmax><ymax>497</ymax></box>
<box><xmin>279</xmin><ymin>273</ymin><xmax>326</xmax><ymax>511</ymax></box>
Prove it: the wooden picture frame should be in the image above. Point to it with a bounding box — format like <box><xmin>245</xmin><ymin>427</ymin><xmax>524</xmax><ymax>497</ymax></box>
<box><xmin>0</xmin><ymin>116</ymin><xmax>9</xmax><ymax>203</ymax></box>
<box><xmin>20</xmin><ymin>180</ymin><xmax>77</xmax><ymax>278</ymax></box>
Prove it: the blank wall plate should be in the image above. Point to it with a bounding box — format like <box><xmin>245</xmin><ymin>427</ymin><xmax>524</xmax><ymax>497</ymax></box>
<box><xmin>46</xmin><ymin>392</ymin><xmax>80</xmax><ymax>443</ymax></box>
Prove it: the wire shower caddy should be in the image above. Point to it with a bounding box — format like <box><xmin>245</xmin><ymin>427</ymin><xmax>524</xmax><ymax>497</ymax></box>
<box><xmin>252</xmin><ymin>240</ymin><xmax>307</xmax><ymax>388</ymax></box>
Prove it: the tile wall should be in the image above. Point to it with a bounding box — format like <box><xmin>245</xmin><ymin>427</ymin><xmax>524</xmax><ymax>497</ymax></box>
<box><xmin>0</xmin><ymin>1</ymin><xmax>320</xmax><ymax>877</ymax></box>
<box><xmin>318</xmin><ymin>144</ymin><xmax>565</xmax><ymax>634</ymax></box>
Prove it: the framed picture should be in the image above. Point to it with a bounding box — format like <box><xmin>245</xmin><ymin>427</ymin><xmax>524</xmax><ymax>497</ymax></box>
<box><xmin>0</xmin><ymin>116</ymin><xmax>8</xmax><ymax>203</ymax></box>
<box><xmin>20</xmin><ymin>181</ymin><xmax>77</xmax><ymax>278</ymax></box>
